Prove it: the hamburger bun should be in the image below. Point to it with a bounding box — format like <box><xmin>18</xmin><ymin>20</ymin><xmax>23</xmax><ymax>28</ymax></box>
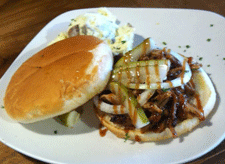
<box><xmin>4</xmin><ymin>35</ymin><xmax>113</xmax><ymax>123</ymax></box>
<box><xmin>95</xmin><ymin>68</ymin><xmax>216</xmax><ymax>141</ymax></box>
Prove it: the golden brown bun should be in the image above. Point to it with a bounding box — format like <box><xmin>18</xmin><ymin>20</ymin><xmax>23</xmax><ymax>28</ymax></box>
<box><xmin>95</xmin><ymin>69</ymin><xmax>216</xmax><ymax>141</ymax></box>
<box><xmin>4</xmin><ymin>35</ymin><xmax>113</xmax><ymax>123</ymax></box>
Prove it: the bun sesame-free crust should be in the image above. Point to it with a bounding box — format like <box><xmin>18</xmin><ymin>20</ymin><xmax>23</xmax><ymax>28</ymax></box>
<box><xmin>4</xmin><ymin>35</ymin><xmax>113</xmax><ymax>123</ymax></box>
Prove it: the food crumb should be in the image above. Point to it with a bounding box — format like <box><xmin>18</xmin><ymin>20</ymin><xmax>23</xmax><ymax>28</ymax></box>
<box><xmin>186</xmin><ymin>45</ymin><xmax>190</xmax><ymax>48</ymax></box>
<box><xmin>210</xmin><ymin>24</ymin><xmax>214</xmax><ymax>27</ymax></box>
<box><xmin>207</xmin><ymin>64</ymin><xmax>210</xmax><ymax>67</ymax></box>
<box><xmin>199</xmin><ymin>57</ymin><xmax>203</xmax><ymax>61</ymax></box>
<box><xmin>207</xmin><ymin>38</ymin><xmax>211</xmax><ymax>42</ymax></box>
<box><xmin>124</xmin><ymin>133</ymin><xmax>130</xmax><ymax>142</ymax></box>
<box><xmin>162</xmin><ymin>42</ymin><xmax>167</xmax><ymax>45</ymax></box>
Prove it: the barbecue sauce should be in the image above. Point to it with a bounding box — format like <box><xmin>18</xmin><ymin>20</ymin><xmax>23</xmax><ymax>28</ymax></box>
<box><xmin>180</xmin><ymin>58</ymin><xmax>187</xmax><ymax>84</ymax></box>
<box><xmin>99</xmin><ymin>123</ymin><xmax>108</xmax><ymax>137</ymax></box>
<box><xmin>135</xmin><ymin>135</ymin><xmax>142</xmax><ymax>142</ymax></box>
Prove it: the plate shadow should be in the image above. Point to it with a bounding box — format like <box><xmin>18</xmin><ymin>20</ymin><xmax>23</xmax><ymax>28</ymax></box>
<box><xmin>22</xmin><ymin>100</ymin><xmax>100</xmax><ymax>135</ymax></box>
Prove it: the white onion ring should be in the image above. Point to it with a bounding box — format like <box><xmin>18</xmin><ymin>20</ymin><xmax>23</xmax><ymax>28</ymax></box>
<box><xmin>93</xmin><ymin>96</ymin><xmax>126</xmax><ymax>114</ymax></box>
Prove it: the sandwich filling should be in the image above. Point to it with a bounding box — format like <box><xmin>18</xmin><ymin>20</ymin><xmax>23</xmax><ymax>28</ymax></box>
<box><xmin>94</xmin><ymin>38</ymin><xmax>207</xmax><ymax>138</ymax></box>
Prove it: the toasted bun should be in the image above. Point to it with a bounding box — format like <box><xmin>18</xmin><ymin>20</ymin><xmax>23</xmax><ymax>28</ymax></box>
<box><xmin>95</xmin><ymin>68</ymin><xmax>216</xmax><ymax>141</ymax></box>
<box><xmin>4</xmin><ymin>35</ymin><xmax>113</xmax><ymax>123</ymax></box>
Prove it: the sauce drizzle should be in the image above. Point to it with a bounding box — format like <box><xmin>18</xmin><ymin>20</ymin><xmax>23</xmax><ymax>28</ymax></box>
<box><xmin>190</xmin><ymin>79</ymin><xmax>205</xmax><ymax>121</ymax></box>
<box><xmin>125</xmin><ymin>68</ymin><xmax>131</xmax><ymax>88</ymax></box>
<box><xmin>135</xmin><ymin>135</ymin><xmax>141</xmax><ymax>142</ymax></box>
<box><xmin>135</xmin><ymin>62</ymin><xmax>140</xmax><ymax>89</ymax></box>
<box><xmin>99</xmin><ymin>123</ymin><xmax>108</xmax><ymax>137</ymax></box>
<box><xmin>113</xmin><ymin>105</ymin><xmax>118</xmax><ymax>114</ymax></box>
<box><xmin>181</xmin><ymin>58</ymin><xmax>187</xmax><ymax>84</ymax></box>
<box><xmin>145</xmin><ymin>61</ymin><xmax>151</xmax><ymax>89</ymax></box>
<box><xmin>120</xmin><ymin>105</ymin><xmax>125</xmax><ymax>114</ymax></box>
<box><xmin>166</xmin><ymin>80</ymin><xmax>174</xmax><ymax>88</ymax></box>
<box><xmin>154</xmin><ymin>60</ymin><xmax>161</xmax><ymax>89</ymax></box>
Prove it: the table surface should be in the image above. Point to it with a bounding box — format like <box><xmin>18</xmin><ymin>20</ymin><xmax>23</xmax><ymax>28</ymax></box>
<box><xmin>0</xmin><ymin>0</ymin><xmax>224</xmax><ymax>163</ymax></box>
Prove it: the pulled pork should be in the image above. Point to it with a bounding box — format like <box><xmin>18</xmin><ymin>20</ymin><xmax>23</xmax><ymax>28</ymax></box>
<box><xmin>99</xmin><ymin>49</ymin><xmax>203</xmax><ymax>138</ymax></box>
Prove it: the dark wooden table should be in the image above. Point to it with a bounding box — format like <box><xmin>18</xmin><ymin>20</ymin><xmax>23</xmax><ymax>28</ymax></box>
<box><xmin>0</xmin><ymin>0</ymin><xmax>224</xmax><ymax>163</ymax></box>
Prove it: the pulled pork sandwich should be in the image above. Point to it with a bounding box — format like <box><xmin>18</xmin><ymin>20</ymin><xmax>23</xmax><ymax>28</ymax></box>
<box><xmin>94</xmin><ymin>38</ymin><xmax>216</xmax><ymax>142</ymax></box>
<box><xmin>4</xmin><ymin>35</ymin><xmax>113</xmax><ymax>123</ymax></box>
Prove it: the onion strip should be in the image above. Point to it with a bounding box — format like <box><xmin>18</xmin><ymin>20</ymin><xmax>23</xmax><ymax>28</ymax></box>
<box><xmin>93</xmin><ymin>96</ymin><xmax>126</xmax><ymax>114</ymax></box>
<box><xmin>114</xmin><ymin>38</ymin><xmax>192</xmax><ymax>90</ymax></box>
<box><xmin>94</xmin><ymin>89</ymin><xmax>155</xmax><ymax>114</ymax></box>
<box><xmin>124</xmin><ymin>51</ymin><xmax>192</xmax><ymax>89</ymax></box>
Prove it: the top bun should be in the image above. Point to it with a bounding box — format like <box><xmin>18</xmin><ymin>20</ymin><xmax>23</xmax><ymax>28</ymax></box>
<box><xmin>4</xmin><ymin>35</ymin><xmax>113</xmax><ymax>123</ymax></box>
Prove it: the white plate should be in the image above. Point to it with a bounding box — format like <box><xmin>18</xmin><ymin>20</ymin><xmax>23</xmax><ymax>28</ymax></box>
<box><xmin>0</xmin><ymin>8</ymin><xmax>225</xmax><ymax>164</ymax></box>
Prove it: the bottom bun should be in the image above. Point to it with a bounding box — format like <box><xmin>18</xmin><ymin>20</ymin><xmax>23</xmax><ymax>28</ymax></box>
<box><xmin>95</xmin><ymin>69</ymin><xmax>216</xmax><ymax>142</ymax></box>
